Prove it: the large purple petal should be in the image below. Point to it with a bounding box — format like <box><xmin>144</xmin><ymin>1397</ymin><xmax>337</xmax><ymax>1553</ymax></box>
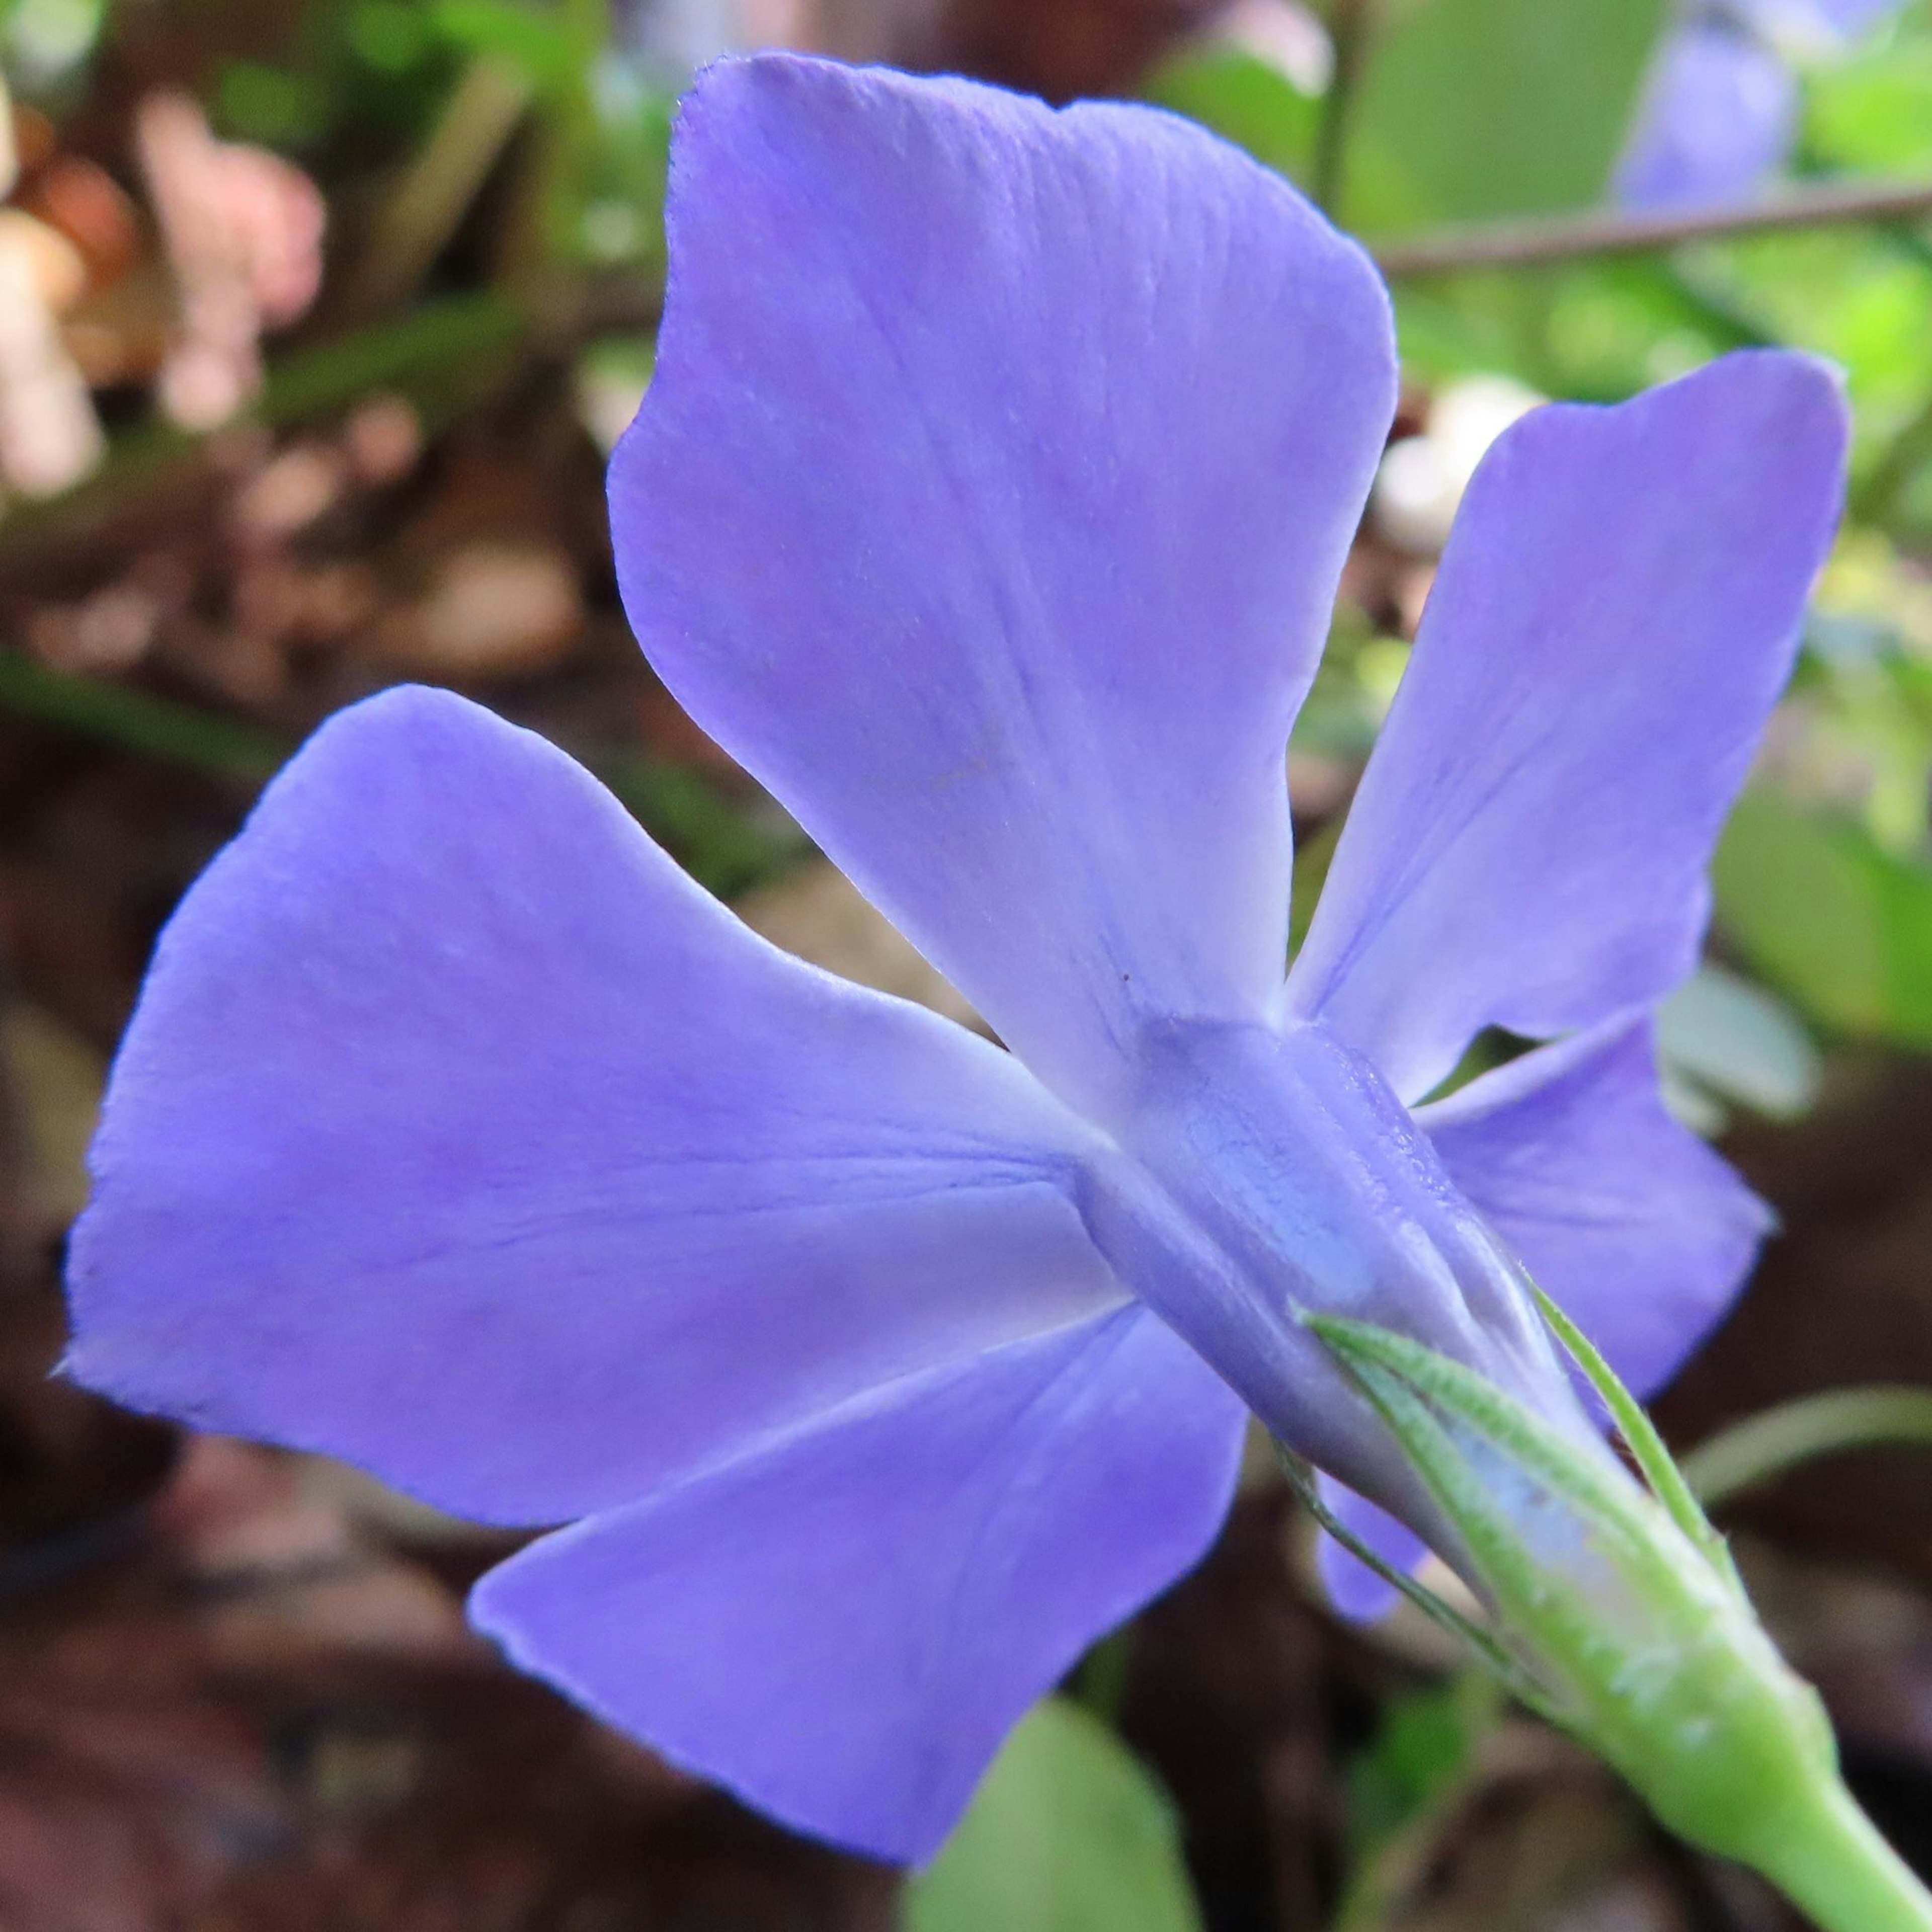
<box><xmin>1616</xmin><ymin>21</ymin><xmax>1797</xmax><ymax>213</ymax></box>
<box><xmin>472</xmin><ymin>1307</ymin><xmax>1245</xmax><ymax>1864</ymax></box>
<box><xmin>1418</xmin><ymin>1019</ymin><xmax>1770</xmax><ymax>1401</ymax></box>
<box><xmin>1286</xmin><ymin>352</ymin><xmax>1847</xmax><ymax>1103</ymax></box>
<box><xmin>610</xmin><ymin>54</ymin><xmax>1396</xmax><ymax>1115</ymax></box>
<box><xmin>66</xmin><ymin>687</ymin><xmax>1126</xmax><ymax>1526</ymax></box>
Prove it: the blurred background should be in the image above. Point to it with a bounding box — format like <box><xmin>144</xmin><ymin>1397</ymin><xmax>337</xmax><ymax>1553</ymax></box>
<box><xmin>4</xmin><ymin>1</ymin><xmax>1932</xmax><ymax>1926</ymax></box>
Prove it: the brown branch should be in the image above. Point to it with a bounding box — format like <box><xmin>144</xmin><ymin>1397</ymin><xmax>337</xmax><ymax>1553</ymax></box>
<box><xmin>1374</xmin><ymin>175</ymin><xmax>1932</xmax><ymax>279</ymax></box>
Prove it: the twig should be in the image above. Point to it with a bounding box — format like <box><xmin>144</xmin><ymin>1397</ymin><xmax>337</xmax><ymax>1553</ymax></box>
<box><xmin>1375</xmin><ymin>175</ymin><xmax>1932</xmax><ymax>278</ymax></box>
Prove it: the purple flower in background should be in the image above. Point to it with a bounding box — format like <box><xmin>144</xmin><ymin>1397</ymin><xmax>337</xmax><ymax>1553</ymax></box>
<box><xmin>1619</xmin><ymin>0</ymin><xmax>1904</xmax><ymax>210</ymax></box>
<box><xmin>65</xmin><ymin>55</ymin><xmax>1846</xmax><ymax>1864</ymax></box>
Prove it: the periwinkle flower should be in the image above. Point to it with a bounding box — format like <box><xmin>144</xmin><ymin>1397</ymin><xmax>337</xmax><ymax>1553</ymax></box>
<box><xmin>1618</xmin><ymin>0</ymin><xmax>1903</xmax><ymax>211</ymax></box>
<box><xmin>65</xmin><ymin>56</ymin><xmax>1847</xmax><ymax>1864</ymax></box>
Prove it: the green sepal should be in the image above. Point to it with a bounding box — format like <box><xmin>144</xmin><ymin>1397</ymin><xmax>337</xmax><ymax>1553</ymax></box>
<box><xmin>1274</xmin><ymin>1442</ymin><xmax>1560</xmax><ymax>1720</ymax></box>
<box><xmin>1307</xmin><ymin>1314</ymin><xmax>1667</xmax><ymax>1566</ymax></box>
<box><xmin>1303</xmin><ymin>1333</ymin><xmax>1643</xmax><ymax>1735</ymax></box>
<box><xmin>1303</xmin><ymin>1312</ymin><xmax>1840</xmax><ymax>1875</ymax></box>
<box><xmin>1526</xmin><ymin>1280</ymin><xmax>1743</xmax><ymax>1596</ymax></box>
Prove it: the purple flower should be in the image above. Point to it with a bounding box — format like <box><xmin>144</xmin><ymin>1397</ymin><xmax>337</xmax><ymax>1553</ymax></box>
<box><xmin>64</xmin><ymin>55</ymin><xmax>1846</xmax><ymax>1864</ymax></box>
<box><xmin>1618</xmin><ymin>0</ymin><xmax>1904</xmax><ymax>211</ymax></box>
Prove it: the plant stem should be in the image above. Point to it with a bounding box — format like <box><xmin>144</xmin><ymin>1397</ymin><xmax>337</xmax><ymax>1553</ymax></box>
<box><xmin>0</xmin><ymin>291</ymin><xmax>528</xmax><ymax>565</ymax></box>
<box><xmin>334</xmin><ymin>57</ymin><xmax>533</xmax><ymax>325</ymax></box>
<box><xmin>1312</xmin><ymin>0</ymin><xmax>1377</xmax><ymax>216</ymax></box>
<box><xmin>0</xmin><ymin>649</ymin><xmax>286</xmax><ymax>781</ymax></box>
<box><xmin>1681</xmin><ymin>1386</ymin><xmax>1932</xmax><ymax>1509</ymax></box>
<box><xmin>1753</xmin><ymin>1778</ymin><xmax>1932</xmax><ymax>1932</ymax></box>
<box><xmin>1375</xmin><ymin>174</ymin><xmax>1932</xmax><ymax>278</ymax></box>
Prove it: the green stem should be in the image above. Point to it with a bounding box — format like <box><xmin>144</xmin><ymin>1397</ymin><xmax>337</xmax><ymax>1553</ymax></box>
<box><xmin>1753</xmin><ymin>1778</ymin><xmax>1932</xmax><ymax>1932</ymax></box>
<box><xmin>0</xmin><ymin>648</ymin><xmax>285</xmax><ymax>780</ymax></box>
<box><xmin>0</xmin><ymin>292</ymin><xmax>529</xmax><ymax>564</ymax></box>
<box><xmin>1312</xmin><ymin>0</ymin><xmax>1377</xmax><ymax>216</ymax></box>
<box><xmin>335</xmin><ymin>57</ymin><xmax>534</xmax><ymax>324</ymax></box>
<box><xmin>1682</xmin><ymin>1387</ymin><xmax>1932</xmax><ymax>1510</ymax></box>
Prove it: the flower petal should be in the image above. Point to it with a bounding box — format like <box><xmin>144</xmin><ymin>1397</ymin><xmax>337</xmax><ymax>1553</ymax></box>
<box><xmin>1615</xmin><ymin>22</ymin><xmax>1796</xmax><ymax>213</ymax></box>
<box><xmin>66</xmin><ymin>687</ymin><xmax>1125</xmax><ymax>1526</ymax></box>
<box><xmin>1418</xmin><ymin>1019</ymin><xmax>1771</xmax><ymax>1401</ymax></box>
<box><xmin>1735</xmin><ymin>0</ymin><xmax>1902</xmax><ymax>50</ymax></box>
<box><xmin>1286</xmin><ymin>352</ymin><xmax>1847</xmax><ymax>1102</ymax></box>
<box><xmin>610</xmin><ymin>54</ymin><xmax>1396</xmax><ymax>1114</ymax></box>
<box><xmin>471</xmin><ymin>1307</ymin><xmax>1245</xmax><ymax>1865</ymax></box>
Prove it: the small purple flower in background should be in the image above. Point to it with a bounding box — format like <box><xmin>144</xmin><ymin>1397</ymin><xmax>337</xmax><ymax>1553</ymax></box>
<box><xmin>63</xmin><ymin>55</ymin><xmax>1846</xmax><ymax>1864</ymax></box>
<box><xmin>1618</xmin><ymin>0</ymin><xmax>1905</xmax><ymax>211</ymax></box>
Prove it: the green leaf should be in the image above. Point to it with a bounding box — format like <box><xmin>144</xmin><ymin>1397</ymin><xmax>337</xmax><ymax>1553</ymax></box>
<box><xmin>1346</xmin><ymin>1681</ymin><xmax>1485</xmax><ymax>1855</ymax></box>
<box><xmin>1344</xmin><ymin>0</ymin><xmax>1670</xmax><ymax>232</ymax></box>
<box><xmin>1656</xmin><ymin>963</ymin><xmax>1822</xmax><ymax>1122</ymax></box>
<box><xmin>1144</xmin><ymin>44</ymin><xmax>1319</xmax><ymax>184</ymax></box>
<box><xmin>905</xmin><ymin>1700</ymin><xmax>1203</xmax><ymax>1932</ymax></box>
<box><xmin>213</xmin><ymin>61</ymin><xmax>334</xmax><ymax>148</ymax></box>
<box><xmin>433</xmin><ymin>0</ymin><xmax>592</xmax><ymax>94</ymax></box>
<box><xmin>348</xmin><ymin>0</ymin><xmax>439</xmax><ymax>75</ymax></box>
<box><xmin>1712</xmin><ymin>790</ymin><xmax>1932</xmax><ymax>1048</ymax></box>
<box><xmin>1808</xmin><ymin>31</ymin><xmax>1932</xmax><ymax>178</ymax></box>
<box><xmin>1335</xmin><ymin>1676</ymin><xmax>1502</xmax><ymax>1932</ymax></box>
<box><xmin>0</xmin><ymin>650</ymin><xmax>286</xmax><ymax>783</ymax></box>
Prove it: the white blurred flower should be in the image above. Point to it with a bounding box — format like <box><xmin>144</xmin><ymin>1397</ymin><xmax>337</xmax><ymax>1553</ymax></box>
<box><xmin>1372</xmin><ymin>375</ymin><xmax>1544</xmax><ymax>557</ymax></box>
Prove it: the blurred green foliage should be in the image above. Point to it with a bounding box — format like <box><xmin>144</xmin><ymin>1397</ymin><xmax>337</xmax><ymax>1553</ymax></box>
<box><xmin>1342</xmin><ymin>0</ymin><xmax>1669</xmax><ymax>229</ymax></box>
<box><xmin>1715</xmin><ymin>790</ymin><xmax>1932</xmax><ymax>1047</ymax></box>
<box><xmin>0</xmin><ymin>0</ymin><xmax>111</xmax><ymax>94</ymax></box>
<box><xmin>905</xmin><ymin>1699</ymin><xmax>1204</xmax><ymax>1932</ymax></box>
